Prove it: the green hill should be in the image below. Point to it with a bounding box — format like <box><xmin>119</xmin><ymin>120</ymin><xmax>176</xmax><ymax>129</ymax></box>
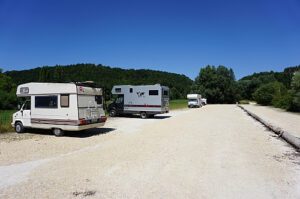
<box><xmin>5</xmin><ymin>63</ymin><xmax>193</xmax><ymax>100</ymax></box>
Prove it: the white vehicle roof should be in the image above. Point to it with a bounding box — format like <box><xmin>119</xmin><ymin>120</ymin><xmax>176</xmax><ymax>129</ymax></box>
<box><xmin>16</xmin><ymin>82</ymin><xmax>102</xmax><ymax>97</ymax></box>
<box><xmin>187</xmin><ymin>94</ymin><xmax>201</xmax><ymax>99</ymax></box>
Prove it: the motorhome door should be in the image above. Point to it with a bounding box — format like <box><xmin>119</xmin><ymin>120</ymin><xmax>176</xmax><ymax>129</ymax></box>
<box><xmin>115</xmin><ymin>95</ymin><xmax>124</xmax><ymax>112</ymax></box>
<box><xmin>21</xmin><ymin>100</ymin><xmax>31</xmax><ymax>127</ymax></box>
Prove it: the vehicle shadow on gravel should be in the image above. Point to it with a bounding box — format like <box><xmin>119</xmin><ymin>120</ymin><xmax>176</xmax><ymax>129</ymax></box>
<box><xmin>66</xmin><ymin>128</ymin><xmax>116</xmax><ymax>138</ymax></box>
<box><xmin>22</xmin><ymin>128</ymin><xmax>116</xmax><ymax>138</ymax></box>
<box><xmin>117</xmin><ymin>114</ymin><xmax>171</xmax><ymax>119</ymax></box>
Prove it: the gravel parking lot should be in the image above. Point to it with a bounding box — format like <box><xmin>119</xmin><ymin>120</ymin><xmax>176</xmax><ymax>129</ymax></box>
<box><xmin>0</xmin><ymin>105</ymin><xmax>299</xmax><ymax>198</ymax></box>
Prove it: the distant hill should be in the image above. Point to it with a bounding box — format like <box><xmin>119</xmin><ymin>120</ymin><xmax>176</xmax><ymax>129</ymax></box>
<box><xmin>237</xmin><ymin>65</ymin><xmax>300</xmax><ymax>100</ymax></box>
<box><xmin>5</xmin><ymin>63</ymin><xmax>193</xmax><ymax>99</ymax></box>
<box><xmin>240</xmin><ymin>65</ymin><xmax>300</xmax><ymax>88</ymax></box>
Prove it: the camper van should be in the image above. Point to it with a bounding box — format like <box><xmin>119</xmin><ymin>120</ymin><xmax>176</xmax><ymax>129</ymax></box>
<box><xmin>12</xmin><ymin>82</ymin><xmax>107</xmax><ymax>136</ymax></box>
<box><xmin>187</xmin><ymin>94</ymin><xmax>202</xmax><ymax>108</ymax></box>
<box><xmin>108</xmin><ymin>84</ymin><xmax>169</xmax><ymax>118</ymax></box>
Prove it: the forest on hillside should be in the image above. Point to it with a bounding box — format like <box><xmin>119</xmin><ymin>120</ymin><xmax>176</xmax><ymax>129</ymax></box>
<box><xmin>1</xmin><ymin>64</ymin><xmax>193</xmax><ymax>109</ymax></box>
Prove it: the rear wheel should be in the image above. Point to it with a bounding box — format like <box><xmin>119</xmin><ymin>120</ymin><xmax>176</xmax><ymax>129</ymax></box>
<box><xmin>140</xmin><ymin>112</ymin><xmax>148</xmax><ymax>119</ymax></box>
<box><xmin>53</xmin><ymin>128</ymin><xmax>64</xmax><ymax>137</ymax></box>
<box><xmin>109</xmin><ymin>109</ymin><xmax>117</xmax><ymax>117</ymax></box>
<box><xmin>15</xmin><ymin>122</ymin><xmax>24</xmax><ymax>133</ymax></box>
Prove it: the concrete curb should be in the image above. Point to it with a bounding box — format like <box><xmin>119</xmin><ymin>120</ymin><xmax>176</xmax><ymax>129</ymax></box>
<box><xmin>237</xmin><ymin>105</ymin><xmax>300</xmax><ymax>150</ymax></box>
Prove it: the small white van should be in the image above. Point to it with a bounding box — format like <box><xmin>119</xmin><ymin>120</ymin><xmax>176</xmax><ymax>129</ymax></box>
<box><xmin>12</xmin><ymin>82</ymin><xmax>107</xmax><ymax>136</ymax></box>
<box><xmin>187</xmin><ymin>94</ymin><xmax>202</xmax><ymax>108</ymax></box>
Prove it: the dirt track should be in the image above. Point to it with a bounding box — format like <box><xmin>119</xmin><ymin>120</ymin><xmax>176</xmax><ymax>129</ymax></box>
<box><xmin>0</xmin><ymin>105</ymin><xmax>300</xmax><ymax>198</ymax></box>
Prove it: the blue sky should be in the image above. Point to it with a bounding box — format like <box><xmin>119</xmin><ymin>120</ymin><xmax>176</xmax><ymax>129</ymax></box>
<box><xmin>0</xmin><ymin>0</ymin><xmax>299</xmax><ymax>80</ymax></box>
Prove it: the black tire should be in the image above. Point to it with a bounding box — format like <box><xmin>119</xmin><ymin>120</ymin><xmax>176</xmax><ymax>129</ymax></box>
<box><xmin>15</xmin><ymin>122</ymin><xmax>24</xmax><ymax>133</ymax></box>
<box><xmin>109</xmin><ymin>109</ymin><xmax>117</xmax><ymax>117</ymax></box>
<box><xmin>140</xmin><ymin>112</ymin><xmax>148</xmax><ymax>119</ymax></box>
<box><xmin>53</xmin><ymin>128</ymin><xmax>64</xmax><ymax>136</ymax></box>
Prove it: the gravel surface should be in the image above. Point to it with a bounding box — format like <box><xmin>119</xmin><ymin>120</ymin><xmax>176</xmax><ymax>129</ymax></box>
<box><xmin>0</xmin><ymin>105</ymin><xmax>299</xmax><ymax>198</ymax></box>
<box><xmin>241</xmin><ymin>104</ymin><xmax>300</xmax><ymax>138</ymax></box>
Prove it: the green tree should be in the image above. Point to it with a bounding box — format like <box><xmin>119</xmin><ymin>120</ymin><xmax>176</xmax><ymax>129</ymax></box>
<box><xmin>253</xmin><ymin>82</ymin><xmax>290</xmax><ymax>107</ymax></box>
<box><xmin>289</xmin><ymin>71</ymin><xmax>300</xmax><ymax>111</ymax></box>
<box><xmin>192</xmin><ymin>65</ymin><xmax>238</xmax><ymax>103</ymax></box>
<box><xmin>0</xmin><ymin>69</ymin><xmax>17</xmax><ymax>109</ymax></box>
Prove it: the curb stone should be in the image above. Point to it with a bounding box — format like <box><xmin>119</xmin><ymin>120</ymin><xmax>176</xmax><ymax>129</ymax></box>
<box><xmin>237</xmin><ymin>105</ymin><xmax>300</xmax><ymax>150</ymax></box>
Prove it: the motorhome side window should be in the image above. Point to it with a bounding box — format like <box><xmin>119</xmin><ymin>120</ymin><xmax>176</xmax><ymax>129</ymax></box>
<box><xmin>95</xmin><ymin>95</ymin><xmax>102</xmax><ymax>104</ymax></box>
<box><xmin>115</xmin><ymin>88</ymin><xmax>121</xmax><ymax>93</ymax></box>
<box><xmin>61</xmin><ymin>94</ymin><xmax>69</xmax><ymax>108</ymax></box>
<box><xmin>35</xmin><ymin>96</ymin><xmax>58</xmax><ymax>108</ymax></box>
<box><xmin>149</xmin><ymin>90</ymin><xmax>159</xmax><ymax>96</ymax></box>
<box><xmin>163</xmin><ymin>90</ymin><xmax>169</xmax><ymax>96</ymax></box>
<box><xmin>130</xmin><ymin>88</ymin><xmax>133</xmax><ymax>93</ymax></box>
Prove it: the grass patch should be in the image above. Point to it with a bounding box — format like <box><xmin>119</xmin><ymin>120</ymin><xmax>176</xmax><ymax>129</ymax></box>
<box><xmin>169</xmin><ymin>99</ymin><xmax>188</xmax><ymax>110</ymax></box>
<box><xmin>0</xmin><ymin>110</ymin><xmax>15</xmax><ymax>133</ymax></box>
<box><xmin>239</xmin><ymin>100</ymin><xmax>250</xmax><ymax>104</ymax></box>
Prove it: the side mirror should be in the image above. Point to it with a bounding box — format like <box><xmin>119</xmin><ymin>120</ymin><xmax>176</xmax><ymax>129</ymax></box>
<box><xmin>18</xmin><ymin>104</ymin><xmax>21</xmax><ymax>110</ymax></box>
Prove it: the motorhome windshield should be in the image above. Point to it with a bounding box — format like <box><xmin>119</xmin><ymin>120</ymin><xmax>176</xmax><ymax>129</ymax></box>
<box><xmin>188</xmin><ymin>99</ymin><xmax>198</xmax><ymax>102</ymax></box>
<box><xmin>22</xmin><ymin>100</ymin><xmax>31</xmax><ymax>110</ymax></box>
<box><xmin>163</xmin><ymin>90</ymin><xmax>169</xmax><ymax>96</ymax></box>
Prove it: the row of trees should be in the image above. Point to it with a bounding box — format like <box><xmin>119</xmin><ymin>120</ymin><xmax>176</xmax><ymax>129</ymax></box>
<box><xmin>191</xmin><ymin>65</ymin><xmax>300</xmax><ymax>112</ymax></box>
<box><xmin>252</xmin><ymin>72</ymin><xmax>300</xmax><ymax>111</ymax></box>
<box><xmin>1</xmin><ymin>64</ymin><xmax>193</xmax><ymax>109</ymax></box>
<box><xmin>1</xmin><ymin>64</ymin><xmax>300</xmax><ymax>112</ymax></box>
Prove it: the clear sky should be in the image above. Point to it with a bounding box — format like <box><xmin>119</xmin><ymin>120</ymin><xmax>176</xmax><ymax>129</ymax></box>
<box><xmin>0</xmin><ymin>0</ymin><xmax>299</xmax><ymax>80</ymax></box>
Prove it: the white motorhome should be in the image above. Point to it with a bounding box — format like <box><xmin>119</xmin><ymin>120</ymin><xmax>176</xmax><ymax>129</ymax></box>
<box><xmin>12</xmin><ymin>82</ymin><xmax>107</xmax><ymax>136</ymax></box>
<box><xmin>108</xmin><ymin>84</ymin><xmax>169</xmax><ymax>118</ymax></box>
<box><xmin>187</xmin><ymin>94</ymin><xmax>202</xmax><ymax>108</ymax></box>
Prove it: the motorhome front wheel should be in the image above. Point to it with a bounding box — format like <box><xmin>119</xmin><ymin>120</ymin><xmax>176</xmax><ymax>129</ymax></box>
<box><xmin>15</xmin><ymin>122</ymin><xmax>24</xmax><ymax>133</ymax></box>
<box><xmin>53</xmin><ymin>128</ymin><xmax>64</xmax><ymax>137</ymax></box>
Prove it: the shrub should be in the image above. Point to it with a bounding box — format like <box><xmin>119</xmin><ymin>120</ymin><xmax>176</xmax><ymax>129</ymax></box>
<box><xmin>253</xmin><ymin>83</ymin><xmax>276</xmax><ymax>105</ymax></box>
<box><xmin>288</xmin><ymin>71</ymin><xmax>300</xmax><ymax>111</ymax></box>
<box><xmin>253</xmin><ymin>81</ymin><xmax>290</xmax><ymax>108</ymax></box>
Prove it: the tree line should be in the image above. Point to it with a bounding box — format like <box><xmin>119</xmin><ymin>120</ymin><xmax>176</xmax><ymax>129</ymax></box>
<box><xmin>192</xmin><ymin>65</ymin><xmax>300</xmax><ymax>111</ymax></box>
<box><xmin>1</xmin><ymin>64</ymin><xmax>193</xmax><ymax>109</ymax></box>
<box><xmin>1</xmin><ymin>64</ymin><xmax>300</xmax><ymax>112</ymax></box>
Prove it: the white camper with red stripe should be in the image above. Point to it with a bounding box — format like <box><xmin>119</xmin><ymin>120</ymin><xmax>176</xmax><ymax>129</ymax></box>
<box><xmin>12</xmin><ymin>82</ymin><xmax>107</xmax><ymax>136</ymax></box>
<box><xmin>108</xmin><ymin>84</ymin><xmax>169</xmax><ymax>118</ymax></box>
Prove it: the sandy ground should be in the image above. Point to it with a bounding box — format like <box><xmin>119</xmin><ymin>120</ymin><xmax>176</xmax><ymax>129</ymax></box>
<box><xmin>241</xmin><ymin>104</ymin><xmax>300</xmax><ymax>138</ymax></box>
<box><xmin>0</xmin><ymin>105</ymin><xmax>299</xmax><ymax>198</ymax></box>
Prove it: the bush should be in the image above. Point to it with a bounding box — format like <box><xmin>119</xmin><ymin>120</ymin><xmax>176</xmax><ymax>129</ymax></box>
<box><xmin>288</xmin><ymin>71</ymin><xmax>300</xmax><ymax>111</ymax></box>
<box><xmin>253</xmin><ymin>82</ymin><xmax>290</xmax><ymax>108</ymax></box>
<box><xmin>253</xmin><ymin>83</ymin><xmax>275</xmax><ymax>105</ymax></box>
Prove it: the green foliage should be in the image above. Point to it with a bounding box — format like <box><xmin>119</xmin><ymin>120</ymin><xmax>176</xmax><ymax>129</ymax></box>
<box><xmin>192</xmin><ymin>65</ymin><xmax>238</xmax><ymax>104</ymax></box>
<box><xmin>0</xmin><ymin>110</ymin><xmax>15</xmax><ymax>133</ymax></box>
<box><xmin>288</xmin><ymin>71</ymin><xmax>300</xmax><ymax>111</ymax></box>
<box><xmin>0</xmin><ymin>70</ymin><xmax>17</xmax><ymax>109</ymax></box>
<box><xmin>238</xmin><ymin>65</ymin><xmax>300</xmax><ymax>100</ymax></box>
<box><xmin>253</xmin><ymin>81</ymin><xmax>291</xmax><ymax>109</ymax></box>
<box><xmin>5</xmin><ymin>64</ymin><xmax>193</xmax><ymax>101</ymax></box>
<box><xmin>253</xmin><ymin>83</ymin><xmax>275</xmax><ymax>105</ymax></box>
